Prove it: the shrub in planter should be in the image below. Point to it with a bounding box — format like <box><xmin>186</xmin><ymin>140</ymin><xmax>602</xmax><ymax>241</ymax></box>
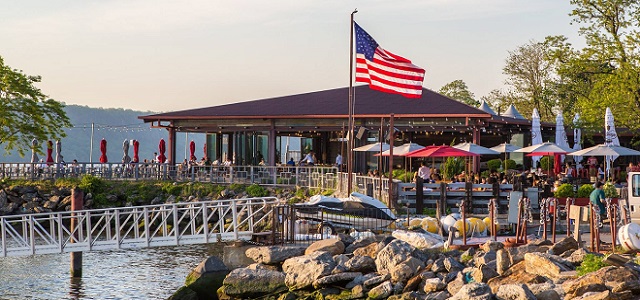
<box><xmin>554</xmin><ymin>183</ymin><xmax>575</xmax><ymax>198</ymax></box>
<box><xmin>540</xmin><ymin>156</ymin><xmax>554</xmax><ymax>171</ymax></box>
<box><xmin>504</xmin><ymin>159</ymin><xmax>516</xmax><ymax>170</ymax></box>
<box><xmin>577</xmin><ymin>184</ymin><xmax>595</xmax><ymax>198</ymax></box>
<box><xmin>487</xmin><ymin>159</ymin><xmax>502</xmax><ymax>171</ymax></box>
<box><xmin>603</xmin><ymin>182</ymin><xmax>619</xmax><ymax>198</ymax></box>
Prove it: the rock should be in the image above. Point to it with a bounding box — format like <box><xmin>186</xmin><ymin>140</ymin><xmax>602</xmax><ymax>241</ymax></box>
<box><xmin>282</xmin><ymin>251</ymin><xmax>335</xmax><ymax>290</ymax></box>
<box><xmin>332</xmin><ymin>254</ymin><xmax>350</xmax><ymax>274</ymax></box>
<box><xmin>474</xmin><ymin>250</ymin><xmax>497</xmax><ymax>266</ymax></box>
<box><xmin>431</xmin><ymin>257</ymin><xmax>447</xmax><ymax>273</ymax></box>
<box><xmin>345</xmin><ymin>236</ymin><xmax>376</xmax><ymax>253</ymax></box>
<box><xmin>351</xmin><ymin>284</ymin><xmax>365</xmax><ymax>298</ymax></box>
<box><xmin>245</xmin><ymin>246</ymin><xmax>306</xmax><ymax>264</ymax></box>
<box><xmin>313</xmin><ymin>271</ymin><xmax>362</xmax><ymax>288</ymax></box>
<box><xmin>336</xmin><ymin>232</ymin><xmax>355</xmax><ymax>247</ymax></box>
<box><xmin>449</xmin><ymin>282</ymin><xmax>493</xmax><ymax>300</ymax></box>
<box><xmin>344</xmin><ymin>255</ymin><xmax>376</xmax><ymax>273</ymax></box>
<box><xmin>391</xmin><ymin>230</ymin><xmax>444</xmax><ymax>249</ymax></box>
<box><xmin>446</xmin><ymin>272</ymin><xmax>466</xmax><ymax>296</ymax></box>
<box><xmin>471</xmin><ymin>264</ymin><xmax>499</xmax><ymax>283</ymax></box>
<box><xmin>567</xmin><ymin>248</ymin><xmax>590</xmax><ymax>266</ymax></box>
<box><xmin>346</xmin><ymin>272</ymin><xmax>378</xmax><ymax>289</ymax></box>
<box><xmin>305</xmin><ymin>238</ymin><xmax>345</xmax><ymax>255</ymax></box>
<box><xmin>550</xmin><ymin>236</ymin><xmax>579</xmax><ymax>255</ymax></box>
<box><xmin>246</xmin><ymin>263</ymin><xmax>280</xmax><ymax>271</ymax></box>
<box><xmin>612</xmin><ymin>280</ymin><xmax>640</xmax><ymax>294</ymax></box>
<box><xmin>368</xmin><ymin>281</ymin><xmax>393</xmax><ymax>300</ymax></box>
<box><xmin>375</xmin><ymin>239</ymin><xmax>418</xmax><ymax>275</ymax></box>
<box><xmin>393</xmin><ymin>281</ymin><xmax>404</xmax><ymax>295</ymax></box>
<box><xmin>168</xmin><ymin>286</ymin><xmax>198</xmax><ymax>300</ymax></box>
<box><xmin>480</xmin><ymin>240</ymin><xmax>504</xmax><ymax>253</ymax></box>
<box><xmin>390</xmin><ymin>257</ymin><xmax>425</xmax><ymax>283</ymax></box>
<box><xmin>423</xmin><ymin>278</ymin><xmax>445</xmax><ymax>293</ymax></box>
<box><xmin>403</xmin><ymin>272</ymin><xmax>423</xmax><ymax>293</ymax></box>
<box><xmin>495</xmin><ymin>283</ymin><xmax>536</xmax><ymax>300</ymax></box>
<box><xmin>496</xmin><ymin>249</ymin><xmax>511</xmax><ymax>275</ymax></box>
<box><xmin>364</xmin><ymin>274</ymin><xmax>390</xmax><ymax>288</ymax></box>
<box><xmin>487</xmin><ymin>261</ymin><xmax>549</xmax><ymax>293</ymax></box>
<box><xmin>388</xmin><ymin>291</ymin><xmax>425</xmax><ymax>300</ymax></box>
<box><xmin>508</xmin><ymin>244</ymin><xmax>540</xmax><ymax>264</ymax></box>
<box><xmin>183</xmin><ymin>256</ymin><xmax>230</xmax><ymax>300</ymax></box>
<box><xmin>524</xmin><ymin>252</ymin><xmax>573</xmax><ymax>279</ymax></box>
<box><xmin>218</xmin><ymin>267</ymin><xmax>286</xmax><ymax>298</ymax></box>
<box><xmin>353</xmin><ymin>241</ymin><xmax>380</xmax><ymax>258</ymax></box>
<box><xmin>0</xmin><ymin>190</ymin><xmax>7</xmax><ymax>208</ymax></box>
<box><xmin>563</xmin><ymin>266</ymin><xmax>638</xmax><ymax>298</ymax></box>
<box><xmin>425</xmin><ymin>291</ymin><xmax>451</xmax><ymax>300</ymax></box>
<box><xmin>442</xmin><ymin>270</ymin><xmax>458</xmax><ymax>284</ymax></box>
<box><xmin>574</xmin><ymin>290</ymin><xmax>614</xmax><ymax>300</ymax></box>
<box><xmin>444</xmin><ymin>256</ymin><xmax>465</xmax><ymax>272</ymax></box>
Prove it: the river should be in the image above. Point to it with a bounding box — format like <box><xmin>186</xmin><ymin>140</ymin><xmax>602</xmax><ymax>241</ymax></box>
<box><xmin>0</xmin><ymin>244</ymin><xmax>221</xmax><ymax>299</ymax></box>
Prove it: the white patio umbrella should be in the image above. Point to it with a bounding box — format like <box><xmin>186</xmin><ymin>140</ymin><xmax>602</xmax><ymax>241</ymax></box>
<box><xmin>555</xmin><ymin>114</ymin><xmax>570</xmax><ymax>162</ymax></box>
<box><xmin>515</xmin><ymin>141</ymin><xmax>573</xmax><ymax>176</ymax></box>
<box><xmin>378</xmin><ymin>142</ymin><xmax>425</xmax><ymax>156</ymax></box>
<box><xmin>122</xmin><ymin>139</ymin><xmax>131</xmax><ymax>164</ymax></box>
<box><xmin>570</xmin><ymin>144</ymin><xmax>640</xmax><ymax>157</ymax></box>
<box><xmin>453</xmin><ymin>142</ymin><xmax>499</xmax><ymax>155</ymax></box>
<box><xmin>573</xmin><ymin>113</ymin><xmax>582</xmax><ymax>163</ymax></box>
<box><xmin>353</xmin><ymin>142</ymin><xmax>391</xmax><ymax>152</ymax></box>
<box><xmin>531</xmin><ymin>108</ymin><xmax>543</xmax><ymax>168</ymax></box>
<box><xmin>490</xmin><ymin>143</ymin><xmax>521</xmax><ymax>170</ymax></box>
<box><xmin>30</xmin><ymin>138</ymin><xmax>39</xmax><ymax>163</ymax></box>
<box><xmin>605</xmin><ymin>107</ymin><xmax>620</xmax><ymax>179</ymax></box>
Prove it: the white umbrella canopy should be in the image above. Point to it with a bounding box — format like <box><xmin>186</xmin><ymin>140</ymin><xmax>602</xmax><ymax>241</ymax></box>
<box><xmin>605</xmin><ymin>107</ymin><xmax>621</xmax><ymax>178</ymax></box>
<box><xmin>514</xmin><ymin>142</ymin><xmax>574</xmax><ymax>155</ymax></box>
<box><xmin>569</xmin><ymin>144</ymin><xmax>640</xmax><ymax>157</ymax></box>
<box><xmin>531</xmin><ymin>108</ymin><xmax>543</xmax><ymax>167</ymax></box>
<box><xmin>122</xmin><ymin>139</ymin><xmax>131</xmax><ymax>163</ymax></box>
<box><xmin>379</xmin><ymin>142</ymin><xmax>424</xmax><ymax>156</ymax></box>
<box><xmin>573</xmin><ymin>113</ymin><xmax>582</xmax><ymax>163</ymax></box>
<box><xmin>453</xmin><ymin>142</ymin><xmax>499</xmax><ymax>155</ymax></box>
<box><xmin>490</xmin><ymin>143</ymin><xmax>521</xmax><ymax>153</ymax></box>
<box><xmin>55</xmin><ymin>140</ymin><xmax>63</xmax><ymax>164</ymax></box>
<box><xmin>555</xmin><ymin>114</ymin><xmax>570</xmax><ymax>161</ymax></box>
<box><xmin>353</xmin><ymin>142</ymin><xmax>391</xmax><ymax>152</ymax></box>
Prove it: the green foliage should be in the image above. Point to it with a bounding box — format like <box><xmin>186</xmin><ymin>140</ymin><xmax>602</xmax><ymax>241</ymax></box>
<box><xmin>577</xmin><ymin>254</ymin><xmax>608</xmax><ymax>276</ymax></box>
<box><xmin>554</xmin><ymin>183</ymin><xmax>575</xmax><ymax>198</ymax></box>
<box><xmin>442</xmin><ymin>157</ymin><xmax>464</xmax><ymax>181</ymax></box>
<box><xmin>438</xmin><ymin>79</ymin><xmax>479</xmax><ymax>106</ymax></box>
<box><xmin>461</xmin><ymin>254</ymin><xmax>473</xmax><ymax>264</ymax></box>
<box><xmin>229</xmin><ymin>183</ymin><xmax>245</xmax><ymax>193</ymax></box>
<box><xmin>54</xmin><ymin>177</ymin><xmax>80</xmax><ymax>188</ymax></box>
<box><xmin>480</xmin><ymin>170</ymin><xmax>490</xmax><ymax>178</ymax></box>
<box><xmin>392</xmin><ymin>169</ymin><xmax>413</xmax><ymax>182</ymax></box>
<box><xmin>577</xmin><ymin>184</ymin><xmax>595</xmax><ymax>198</ymax></box>
<box><xmin>603</xmin><ymin>182</ymin><xmax>619</xmax><ymax>198</ymax></box>
<box><xmin>505</xmin><ymin>159</ymin><xmax>516</xmax><ymax>170</ymax></box>
<box><xmin>295</xmin><ymin>187</ymin><xmax>308</xmax><ymax>198</ymax></box>
<box><xmin>246</xmin><ymin>184</ymin><xmax>268</xmax><ymax>197</ymax></box>
<box><xmin>0</xmin><ymin>56</ymin><xmax>71</xmax><ymax>157</ymax></box>
<box><xmin>161</xmin><ymin>182</ymin><xmax>182</xmax><ymax>196</ymax></box>
<box><xmin>78</xmin><ymin>175</ymin><xmax>105</xmax><ymax>194</ymax></box>
<box><xmin>422</xmin><ymin>208</ymin><xmax>437</xmax><ymax>217</ymax></box>
<box><xmin>321</xmin><ymin>189</ymin><xmax>334</xmax><ymax>196</ymax></box>
<box><xmin>487</xmin><ymin>159</ymin><xmax>502</xmax><ymax>171</ymax></box>
<box><xmin>540</xmin><ymin>156</ymin><xmax>554</xmax><ymax>171</ymax></box>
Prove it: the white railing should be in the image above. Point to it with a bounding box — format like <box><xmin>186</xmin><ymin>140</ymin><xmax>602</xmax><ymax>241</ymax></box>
<box><xmin>0</xmin><ymin>163</ymin><xmax>338</xmax><ymax>190</ymax></box>
<box><xmin>0</xmin><ymin>197</ymin><xmax>280</xmax><ymax>257</ymax></box>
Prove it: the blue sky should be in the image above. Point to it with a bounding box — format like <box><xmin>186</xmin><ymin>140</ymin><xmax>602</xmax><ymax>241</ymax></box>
<box><xmin>1</xmin><ymin>1</ymin><xmax>580</xmax><ymax>112</ymax></box>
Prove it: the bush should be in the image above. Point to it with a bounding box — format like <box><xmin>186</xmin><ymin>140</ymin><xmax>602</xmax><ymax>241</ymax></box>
<box><xmin>79</xmin><ymin>175</ymin><xmax>105</xmax><ymax>194</ymax></box>
<box><xmin>577</xmin><ymin>184</ymin><xmax>595</xmax><ymax>198</ymax></box>
<box><xmin>540</xmin><ymin>156</ymin><xmax>554</xmax><ymax>171</ymax></box>
<box><xmin>577</xmin><ymin>254</ymin><xmax>608</xmax><ymax>276</ymax></box>
<box><xmin>246</xmin><ymin>184</ymin><xmax>268</xmax><ymax>197</ymax></box>
<box><xmin>392</xmin><ymin>169</ymin><xmax>413</xmax><ymax>182</ymax></box>
<box><xmin>554</xmin><ymin>183</ymin><xmax>574</xmax><ymax>198</ymax></box>
<box><xmin>442</xmin><ymin>157</ymin><xmax>464</xmax><ymax>181</ymax></box>
<box><xmin>504</xmin><ymin>159</ymin><xmax>516</xmax><ymax>170</ymax></box>
<box><xmin>487</xmin><ymin>159</ymin><xmax>502</xmax><ymax>171</ymax></box>
<box><xmin>603</xmin><ymin>182</ymin><xmax>619</xmax><ymax>198</ymax></box>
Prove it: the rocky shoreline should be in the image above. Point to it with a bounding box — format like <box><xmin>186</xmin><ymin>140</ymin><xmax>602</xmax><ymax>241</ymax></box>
<box><xmin>172</xmin><ymin>231</ymin><xmax>639</xmax><ymax>300</ymax></box>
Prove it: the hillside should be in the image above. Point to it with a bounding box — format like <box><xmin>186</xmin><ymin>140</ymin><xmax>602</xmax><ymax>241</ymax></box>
<box><xmin>0</xmin><ymin>105</ymin><xmax>206</xmax><ymax>163</ymax></box>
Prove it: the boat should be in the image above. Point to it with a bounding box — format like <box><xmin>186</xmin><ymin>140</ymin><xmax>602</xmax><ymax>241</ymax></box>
<box><xmin>294</xmin><ymin>192</ymin><xmax>396</xmax><ymax>234</ymax></box>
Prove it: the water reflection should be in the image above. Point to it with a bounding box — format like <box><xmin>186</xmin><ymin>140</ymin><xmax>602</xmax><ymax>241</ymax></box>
<box><xmin>0</xmin><ymin>244</ymin><xmax>221</xmax><ymax>299</ymax></box>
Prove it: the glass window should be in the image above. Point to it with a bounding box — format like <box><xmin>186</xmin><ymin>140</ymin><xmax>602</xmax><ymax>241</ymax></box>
<box><xmin>633</xmin><ymin>174</ymin><xmax>640</xmax><ymax>197</ymax></box>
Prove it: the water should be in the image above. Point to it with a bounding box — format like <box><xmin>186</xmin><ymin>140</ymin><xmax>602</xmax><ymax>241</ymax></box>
<box><xmin>0</xmin><ymin>244</ymin><xmax>221</xmax><ymax>299</ymax></box>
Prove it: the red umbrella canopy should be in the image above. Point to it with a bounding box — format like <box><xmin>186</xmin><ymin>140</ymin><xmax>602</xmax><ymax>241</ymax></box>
<box><xmin>158</xmin><ymin>139</ymin><xmax>167</xmax><ymax>163</ymax></box>
<box><xmin>99</xmin><ymin>139</ymin><xmax>108</xmax><ymax>163</ymax></box>
<box><xmin>189</xmin><ymin>140</ymin><xmax>196</xmax><ymax>161</ymax></box>
<box><xmin>406</xmin><ymin>145</ymin><xmax>479</xmax><ymax>158</ymax></box>
<box><xmin>46</xmin><ymin>140</ymin><xmax>54</xmax><ymax>164</ymax></box>
<box><xmin>132</xmin><ymin>140</ymin><xmax>140</xmax><ymax>163</ymax></box>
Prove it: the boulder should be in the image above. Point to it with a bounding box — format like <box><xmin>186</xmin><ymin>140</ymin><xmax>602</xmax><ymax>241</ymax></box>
<box><xmin>424</xmin><ymin>291</ymin><xmax>451</xmax><ymax>300</ymax></box>
<box><xmin>168</xmin><ymin>286</ymin><xmax>198</xmax><ymax>300</ymax></box>
<box><xmin>471</xmin><ymin>264</ymin><xmax>499</xmax><ymax>283</ymax></box>
<box><xmin>353</xmin><ymin>242</ymin><xmax>380</xmax><ymax>258</ymax></box>
<box><xmin>305</xmin><ymin>238</ymin><xmax>345</xmax><ymax>255</ymax></box>
<box><xmin>474</xmin><ymin>250</ymin><xmax>497</xmax><ymax>266</ymax></box>
<box><xmin>550</xmin><ymin>236</ymin><xmax>579</xmax><ymax>255</ymax></box>
<box><xmin>331</xmin><ymin>254</ymin><xmax>350</xmax><ymax>274</ymax></box>
<box><xmin>344</xmin><ymin>255</ymin><xmax>376</xmax><ymax>273</ymax></box>
<box><xmin>184</xmin><ymin>256</ymin><xmax>229</xmax><ymax>300</ymax></box>
<box><xmin>431</xmin><ymin>257</ymin><xmax>447</xmax><ymax>273</ymax></box>
<box><xmin>563</xmin><ymin>266</ymin><xmax>638</xmax><ymax>298</ymax></box>
<box><xmin>524</xmin><ymin>252</ymin><xmax>573</xmax><ymax>279</ymax></box>
<box><xmin>496</xmin><ymin>249</ymin><xmax>511</xmax><ymax>275</ymax></box>
<box><xmin>0</xmin><ymin>190</ymin><xmax>7</xmax><ymax>208</ymax></box>
<box><xmin>446</xmin><ymin>272</ymin><xmax>466</xmax><ymax>296</ymax></box>
<box><xmin>390</xmin><ymin>257</ymin><xmax>425</xmax><ymax>283</ymax></box>
<box><xmin>346</xmin><ymin>272</ymin><xmax>378</xmax><ymax>289</ymax></box>
<box><xmin>449</xmin><ymin>282</ymin><xmax>493</xmax><ymax>300</ymax></box>
<box><xmin>508</xmin><ymin>244</ymin><xmax>540</xmax><ymax>264</ymax></box>
<box><xmin>388</xmin><ymin>291</ymin><xmax>426</xmax><ymax>300</ymax></box>
<box><xmin>345</xmin><ymin>236</ymin><xmax>376</xmax><ymax>253</ymax></box>
<box><xmin>567</xmin><ymin>248</ymin><xmax>590</xmax><ymax>266</ymax></box>
<box><xmin>282</xmin><ymin>251</ymin><xmax>336</xmax><ymax>290</ymax></box>
<box><xmin>368</xmin><ymin>281</ymin><xmax>393</xmax><ymax>300</ymax></box>
<box><xmin>313</xmin><ymin>272</ymin><xmax>362</xmax><ymax>288</ymax></box>
<box><xmin>245</xmin><ymin>246</ymin><xmax>306</xmax><ymax>264</ymax></box>
<box><xmin>391</xmin><ymin>230</ymin><xmax>444</xmax><ymax>249</ymax></box>
<box><xmin>218</xmin><ymin>267</ymin><xmax>286</xmax><ymax>298</ymax></box>
<box><xmin>351</xmin><ymin>284</ymin><xmax>365</xmax><ymax>298</ymax></box>
<box><xmin>487</xmin><ymin>261</ymin><xmax>549</xmax><ymax>293</ymax></box>
<box><xmin>495</xmin><ymin>284</ymin><xmax>536</xmax><ymax>300</ymax></box>
<box><xmin>423</xmin><ymin>278</ymin><xmax>445</xmax><ymax>293</ymax></box>
<box><xmin>246</xmin><ymin>263</ymin><xmax>280</xmax><ymax>271</ymax></box>
<box><xmin>612</xmin><ymin>280</ymin><xmax>640</xmax><ymax>295</ymax></box>
<box><xmin>480</xmin><ymin>240</ymin><xmax>504</xmax><ymax>253</ymax></box>
<box><xmin>375</xmin><ymin>239</ymin><xmax>418</xmax><ymax>275</ymax></box>
<box><xmin>364</xmin><ymin>274</ymin><xmax>391</xmax><ymax>288</ymax></box>
<box><xmin>444</xmin><ymin>256</ymin><xmax>465</xmax><ymax>272</ymax></box>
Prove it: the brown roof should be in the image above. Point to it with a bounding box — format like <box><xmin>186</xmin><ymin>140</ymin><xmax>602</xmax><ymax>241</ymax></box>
<box><xmin>139</xmin><ymin>85</ymin><xmax>491</xmax><ymax>121</ymax></box>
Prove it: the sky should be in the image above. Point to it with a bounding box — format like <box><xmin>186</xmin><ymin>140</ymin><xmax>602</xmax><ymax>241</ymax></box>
<box><xmin>0</xmin><ymin>0</ymin><xmax>581</xmax><ymax>112</ymax></box>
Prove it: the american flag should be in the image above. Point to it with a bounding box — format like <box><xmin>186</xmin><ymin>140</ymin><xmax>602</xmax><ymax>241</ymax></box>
<box><xmin>354</xmin><ymin>22</ymin><xmax>425</xmax><ymax>98</ymax></box>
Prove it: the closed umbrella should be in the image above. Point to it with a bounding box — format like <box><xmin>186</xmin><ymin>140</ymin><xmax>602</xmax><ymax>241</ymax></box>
<box><xmin>30</xmin><ymin>139</ymin><xmax>39</xmax><ymax>163</ymax></box>
<box><xmin>99</xmin><ymin>139</ymin><xmax>108</xmax><ymax>163</ymax></box>
<box><xmin>132</xmin><ymin>140</ymin><xmax>140</xmax><ymax>163</ymax></box>
<box><xmin>531</xmin><ymin>108</ymin><xmax>543</xmax><ymax>168</ymax></box>
<box><xmin>158</xmin><ymin>139</ymin><xmax>167</xmax><ymax>163</ymax></box>
<box><xmin>189</xmin><ymin>140</ymin><xmax>196</xmax><ymax>161</ymax></box>
<box><xmin>122</xmin><ymin>139</ymin><xmax>131</xmax><ymax>164</ymax></box>
<box><xmin>573</xmin><ymin>113</ymin><xmax>582</xmax><ymax>163</ymax></box>
<box><xmin>55</xmin><ymin>140</ymin><xmax>63</xmax><ymax>164</ymax></box>
<box><xmin>605</xmin><ymin>107</ymin><xmax>620</xmax><ymax>180</ymax></box>
<box><xmin>46</xmin><ymin>140</ymin><xmax>54</xmax><ymax>165</ymax></box>
<box><xmin>555</xmin><ymin>114</ymin><xmax>570</xmax><ymax>163</ymax></box>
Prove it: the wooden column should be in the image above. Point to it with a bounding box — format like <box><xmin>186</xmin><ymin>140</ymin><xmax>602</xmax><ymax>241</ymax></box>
<box><xmin>167</xmin><ymin>127</ymin><xmax>176</xmax><ymax>164</ymax></box>
<box><xmin>70</xmin><ymin>188</ymin><xmax>84</xmax><ymax>278</ymax></box>
<box><xmin>268</xmin><ymin>120</ymin><xmax>276</xmax><ymax>166</ymax></box>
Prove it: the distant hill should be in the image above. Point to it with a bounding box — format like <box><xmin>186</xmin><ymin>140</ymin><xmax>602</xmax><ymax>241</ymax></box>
<box><xmin>0</xmin><ymin>105</ymin><xmax>206</xmax><ymax>163</ymax></box>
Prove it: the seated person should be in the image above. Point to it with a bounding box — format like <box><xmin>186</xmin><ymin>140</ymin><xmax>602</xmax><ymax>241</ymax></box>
<box><xmin>286</xmin><ymin>158</ymin><xmax>295</xmax><ymax>166</ymax></box>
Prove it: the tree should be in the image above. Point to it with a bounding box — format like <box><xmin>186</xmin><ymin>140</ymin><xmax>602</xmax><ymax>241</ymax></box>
<box><xmin>0</xmin><ymin>56</ymin><xmax>71</xmax><ymax>156</ymax></box>
<box><xmin>438</xmin><ymin>80</ymin><xmax>479</xmax><ymax>107</ymax></box>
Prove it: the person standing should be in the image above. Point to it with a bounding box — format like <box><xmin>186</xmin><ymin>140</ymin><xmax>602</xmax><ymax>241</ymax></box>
<box><xmin>417</xmin><ymin>162</ymin><xmax>431</xmax><ymax>182</ymax></box>
<box><xmin>590</xmin><ymin>181</ymin><xmax>606</xmax><ymax>216</ymax></box>
<box><xmin>335</xmin><ymin>154</ymin><xmax>342</xmax><ymax>169</ymax></box>
<box><xmin>301</xmin><ymin>151</ymin><xmax>315</xmax><ymax>166</ymax></box>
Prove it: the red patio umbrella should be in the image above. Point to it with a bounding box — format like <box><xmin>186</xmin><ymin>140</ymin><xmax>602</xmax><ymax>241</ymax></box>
<box><xmin>405</xmin><ymin>145</ymin><xmax>479</xmax><ymax>158</ymax></box>
<box><xmin>99</xmin><ymin>139</ymin><xmax>108</xmax><ymax>163</ymax></box>
<box><xmin>189</xmin><ymin>140</ymin><xmax>196</xmax><ymax>161</ymax></box>
<box><xmin>46</xmin><ymin>140</ymin><xmax>54</xmax><ymax>165</ymax></box>
<box><xmin>158</xmin><ymin>139</ymin><xmax>166</xmax><ymax>163</ymax></box>
<box><xmin>132</xmin><ymin>140</ymin><xmax>139</xmax><ymax>163</ymax></box>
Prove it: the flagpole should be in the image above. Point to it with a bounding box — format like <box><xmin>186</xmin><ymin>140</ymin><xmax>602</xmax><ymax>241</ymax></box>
<box><xmin>347</xmin><ymin>9</ymin><xmax>357</xmax><ymax>195</ymax></box>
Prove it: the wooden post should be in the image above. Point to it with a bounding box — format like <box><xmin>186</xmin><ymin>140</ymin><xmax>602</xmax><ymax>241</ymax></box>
<box><xmin>460</xmin><ymin>201</ymin><xmax>467</xmax><ymax>246</ymax></box>
<box><xmin>552</xmin><ymin>198</ymin><xmax>558</xmax><ymax>243</ymax></box>
<box><xmin>489</xmin><ymin>198</ymin><xmax>497</xmax><ymax>241</ymax></box>
<box><xmin>70</xmin><ymin>188</ymin><xmax>84</xmax><ymax>278</ymax></box>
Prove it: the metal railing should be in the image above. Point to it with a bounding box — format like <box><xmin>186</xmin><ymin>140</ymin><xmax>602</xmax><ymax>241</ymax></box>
<box><xmin>0</xmin><ymin>197</ymin><xmax>280</xmax><ymax>257</ymax></box>
<box><xmin>0</xmin><ymin>163</ymin><xmax>338</xmax><ymax>189</ymax></box>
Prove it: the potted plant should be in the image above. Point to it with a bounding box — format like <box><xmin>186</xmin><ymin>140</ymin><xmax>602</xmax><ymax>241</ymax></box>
<box><xmin>603</xmin><ymin>182</ymin><xmax>619</xmax><ymax>198</ymax></box>
<box><xmin>577</xmin><ymin>184</ymin><xmax>595</xmax><ymax>198</ymax></box>
<box><xmin>554</xmin><ymin>183</ymin><xmax>575</xmax><ymax>199</ymax></box>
